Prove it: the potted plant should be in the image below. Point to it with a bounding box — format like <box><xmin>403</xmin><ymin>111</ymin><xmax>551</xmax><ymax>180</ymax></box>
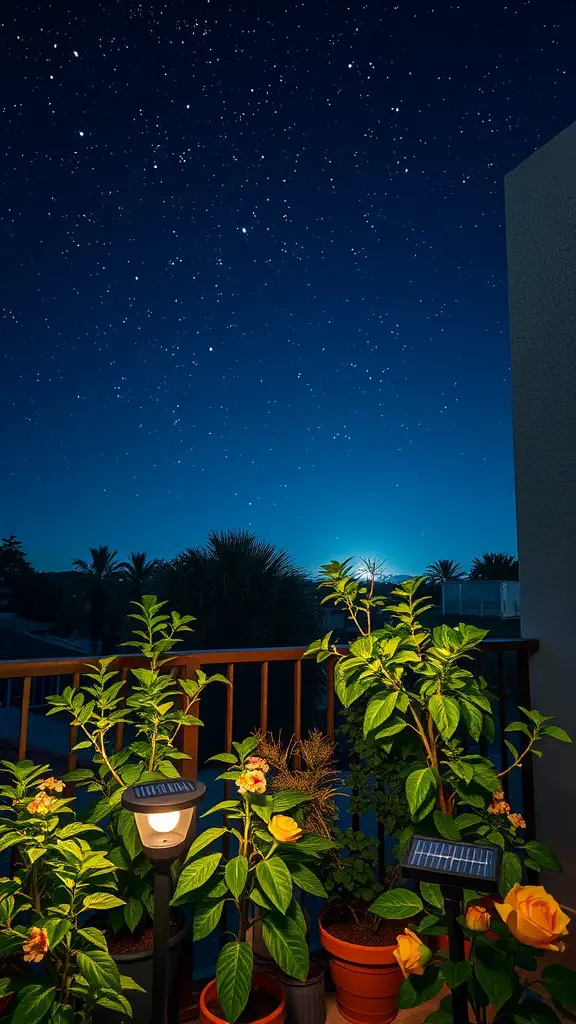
<box><xmin>44</xmin><ymin>595</ymin><xmax>228</xmax><ymax>1020</ymax></box>
<box><xmin>305</xmin><ymin>565</ymin><xmax>572</xmax><ymax>1023</ymax></box>
<box><xmin>0</xmin><ymin>759</ymin><xmax>143</xmax><ymax>1023</ymax></box>
<box><xmin>171</xmin><ymin>735</ymin><xmax>337</xmax><ymax>1024</ymax></box>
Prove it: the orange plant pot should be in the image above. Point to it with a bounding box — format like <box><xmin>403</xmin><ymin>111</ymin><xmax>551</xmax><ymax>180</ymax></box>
<box><xmin>319</xmin><ymin>909</ymin><xmax>403</xmax><ymax>1024</ymax></box>
<box><xmin>199</xmin><ymin>971</ymin><xmax>286</xmax><ymax>1024</ymax></box>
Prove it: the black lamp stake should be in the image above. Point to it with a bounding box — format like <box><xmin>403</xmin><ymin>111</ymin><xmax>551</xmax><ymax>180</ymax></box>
<box><xmin>121</xmin><ymin>779</ymin><xmax>206</xmax><ymax>1024</ymax></box>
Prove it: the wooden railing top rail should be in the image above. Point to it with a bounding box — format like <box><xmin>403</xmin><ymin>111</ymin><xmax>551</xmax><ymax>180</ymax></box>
<box><xmin>0</xmin><ymin>637</ymin><xmax>539</xmax><ymax>679</ymax></box>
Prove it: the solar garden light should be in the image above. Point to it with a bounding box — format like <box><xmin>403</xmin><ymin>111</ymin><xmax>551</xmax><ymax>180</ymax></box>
<box><xmin>122</xmin><ymin>779</ymin><xmax>206</xmax><ymax>1024</ymax></box>
<box><xmin>402</xmin><ymin>835</ymin><xmax>501</xmax><ymax>1024</ymax></box>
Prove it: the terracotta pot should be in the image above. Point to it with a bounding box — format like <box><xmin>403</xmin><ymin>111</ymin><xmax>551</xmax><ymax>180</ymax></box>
<box><xmin>318</xmin><ymin>909</ymin><xmax>403</xmax><ymax>1024</ymax></box>
<box><xmin>199</xmin><ymin>971</ymin><xmax>286</xmax><ymax>1024</ymax></box>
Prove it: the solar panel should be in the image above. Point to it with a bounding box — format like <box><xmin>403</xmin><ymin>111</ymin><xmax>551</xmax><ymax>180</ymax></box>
<box><xmin>133</xmin><ymin>779</ymin><xmax>197</xmax><ymax>799</ymax></box>
<box><xmin>402</xmin><ymin>835</ymin><xmax>499</xmax><ymax>889</ymax></box>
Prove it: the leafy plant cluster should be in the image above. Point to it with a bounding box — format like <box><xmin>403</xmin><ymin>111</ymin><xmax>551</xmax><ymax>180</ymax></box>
<box><xmin>0</xmin><ymin>761</ymin><xmax>143</xmax><ymax>1024</ymax></box>
<box><xmin>171</xmin><ymin>736</ymin><xmax>338</xmax><ymax>1023</ymax></box>
<box><xmin>306</xmin><ymin>564</ymin><xmax>569</xmax><ymax>892</ymax></box>
<box><xmin>44</xmin><ymin>595</ymin><xmax>227</xmax><ymax>934</ymax></box>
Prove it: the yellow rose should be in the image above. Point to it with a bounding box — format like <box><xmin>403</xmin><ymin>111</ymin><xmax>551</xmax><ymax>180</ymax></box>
<box><xmin>268</xmin><ymin>815</ymin><xmax>302</xmax><ymax>843</ymax></box>
<box><xmin>393</xmin><ymin>928</ymin><xmax>432</xmax><ymax>978</ymax></box>
<box><xmin>495</xmin><ymin>884</ymin><xmax>570</xmax><ymax>951</ymax></box>
<box><xmin>465</xmin><ymin>905</ymin><xmax>491</xmax><ymax>932</ymax></box>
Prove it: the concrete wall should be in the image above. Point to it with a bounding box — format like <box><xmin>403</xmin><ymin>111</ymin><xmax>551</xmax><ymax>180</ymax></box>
<box><xmin>506</xmin><ymin>121</ymin><xmax>576</xmax><ymax>908</ymax></box>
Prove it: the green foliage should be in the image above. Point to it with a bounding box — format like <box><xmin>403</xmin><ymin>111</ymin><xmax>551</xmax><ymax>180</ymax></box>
<box><xmin>44</xmin><ymin>595</ymin><xmax>227</xmax><ymax>935</ymax></box>
<box><xmin>320</xmin><ymin>828</ymin><xmax>383</xmax><ymax>904</ymax></box>
<box><xmin>175</xmin><ymin>737</ymin><xmax>337</xmax><ymax>1022</ymax></box>
<box><xmin>0</xmin><ymin>760</ymin><xmax>144</xmax><ymax>1023</ymax></box>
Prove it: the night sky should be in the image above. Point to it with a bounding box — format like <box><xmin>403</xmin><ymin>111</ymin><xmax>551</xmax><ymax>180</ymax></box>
<box><xmin>2</xmin><ymin>1</ymin><xmax>575</xmax><ymax>575</ymax></box>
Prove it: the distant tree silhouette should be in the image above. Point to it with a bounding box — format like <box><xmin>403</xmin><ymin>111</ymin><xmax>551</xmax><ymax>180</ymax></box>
<box><xmin>425</xmin><ymin>559</ymin><xmax>467</xmax><ymax>585</ymax></box>
<box><xmin>72</xmin><ymin>545</ymin><xmax>120</xmax><ymax>653</ymax></box>
<box><xmin>0</xmin><ymin>535</ymin><xmax>33</xmax><ymax>586</ymax></box>
<box><xmin>118</xmin><ymin>552</ymin><xmax>162</xmax><ymax>600</ymax></box>
<box><xmin>162</xmin><ymin>529</ymin><xmax>319</xmax><ymax>649</ymax></box>
<box><xmin>469</xmin><ymin>552</ymin><xmax>519</xmax><ymax>581</ymax></box>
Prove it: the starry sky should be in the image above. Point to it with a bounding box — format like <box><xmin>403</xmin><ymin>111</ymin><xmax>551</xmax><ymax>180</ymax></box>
<box><xmin>2</xmin><ymin>1</ymin><xmax>575</xmax><ymax>576</ymax></box>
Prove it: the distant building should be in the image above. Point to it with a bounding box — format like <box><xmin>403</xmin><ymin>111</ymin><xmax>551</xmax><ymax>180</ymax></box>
<box><xmin>442</xmin><ymin>581</ymin><xmax>520</xmax><ymax>619</ymax></box>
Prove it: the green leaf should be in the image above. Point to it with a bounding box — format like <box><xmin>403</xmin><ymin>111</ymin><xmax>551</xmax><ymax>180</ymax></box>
<box><xmin>96</xmin><ymin>993</ymin><xmax>133</xmax><ymax>1016</ymax></box>
<box><xmin>44</xmin><ymin>918</ymin><xmax>71</xmax><ymax>948</ymax></box>
<box><xmin>499</xmin><ymin>851</ymin><xmax>522</xmax><ymax>898</ymax></box>
<box><xmin>289</xmin><ymin>863</ymin><xmax>328</xmax><ymax>898</ymax></box>
<box><xmin>271</xmin><ymin>791</ymin><xmax>314</xmax><ymax>813</ymax></box>
<box><xmin>256</xmin><ymin>857</ymin><xmax>293</xmax><ymax>913</ymax></box>
<box><xmin>541</xmin><ymin>726</ymin><xmax>571</xmax><ymax>743</ymax></box>
<box><xmin>226</xmin><ymin>856</ymin><xmax>249</xmax><ymax>899</ymax></box>
<box><xmin>433</xmin><ymin>811</ymin><xmax>461</xmax><ymax>841</ymax></box>
<box><xmin>124</xmin><ymin>896</ymin><xmax>144</xmax><ymax>932</ymax></box>
<box><xmin>82</xmin><ymin>892</ymin><xmax>125</xmax><ymax>911</ymax></box>
<box><xmin>292</xmin><ymin>834</ymin><xmax>338</xmax><ymax>852</ymax></box>
<box><xmin>77</xmin><ymin>927</ymin><xmax>108</xmax><ymax>952</ymax></box>
<box><xmin>399</xmin><ymin>966</ymin><xmax>443</xmax><ymax>1009</ymax></box>
<box><xmin>120</xmin><ymin>975</ymin><xmax>147</xmax><ymax>993</ymax></box>
<box><xmin>117</xmin><ymin>810</ymin><xmax>141</xmax><ymax>860</ymax></box>
<box><xmin>194</xmin><ymin>900</ymin><xmax>225</xmax><ymax>940</ymax></box>
<box><xmin>200</xmin><ymin>800</ymin><xmax>241</xmax><ymax>818</ymax></box>
<box><xmin>370</xmin><ymin>887</ymin><xmax>424</xmax><ymax>919</ymax></box>
<box><xmin>363</xmin><ymin>691</ymin><xmax>399</xmax><ymax>736</ymax></box>
<box><xmin>77</xmin><ymin>949</ymin><xmax>121</xmax><ymax>992</ymax></box>
<box><xmin>454</xmin><ymin>813</ymin><xmax>482</xmax><ymax>831</ymax></box>
<box><xmin>474</xmin><ymin>939</ymin><xmax>514</xmax><ymax>1011</ymax></box>
<box><xmin>62</xmin><ymin>768</ymin><xmax>94</xmax><ymax>783</ymax></box>
<box><xmin>429</xmin><ymin>695</ymin><xmax>460</xmax><ymax>739</ymax></box>
<box><xmin>405</xmin><ymin>767</ymin><xmax>435</xmax><ymax>817</ymax></box>
<box><xmin>12</xmin><ymin>985</ymin><xmax>56</xmax><ymax>1024</ymax></box>
<box><xmin>459</xmin><ymin>701</ymin><xmax>483</xmax><ymax>742</ymax></box>
<box><xmin>262</xmin><ymin>911</ymin><xmax>309</xmax><ymax>981</ymax></box>
<box><xmin>541</xmin><ymin>965</ymin><xmax>576</xmax><ymax>1007</ymax></box>
<box><xmin>172</xmin><ymin>853</ymin><xmax>222</xmax><ymax>904</ymax></box>
<box><xmin>216</xmin><ymin>941</ymin><xmax>253</xmax><ymax>1024</ymax></box>
<box><xmin>184</xmin><ymin>827</ymin><xmax>227</xmax><ymax>861</ymax></box>
<box><xmin>420</xmin><ymin>881</ymin><xmax>444</xmax><ymax>911</ymax></box>
<box><xmin>524</xmin><ymin>841</ymin><xmax>562</xmax><ymax>871</ymax></box>
<box><xmin>442</xmin><ymin>960</ymin><xmax>472</xmax><ymax>988</ymax></box>
<box><xmin>425</xmin><ymin>1013</ymin><xmax>454</xmax><ymax>1024</ymax></box>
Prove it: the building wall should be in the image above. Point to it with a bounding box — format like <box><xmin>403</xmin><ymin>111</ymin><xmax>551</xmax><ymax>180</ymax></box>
<box><xmin>506</xmin><ymin>121</ymin><xmax>576</xmax><ymax>908</ymax></box>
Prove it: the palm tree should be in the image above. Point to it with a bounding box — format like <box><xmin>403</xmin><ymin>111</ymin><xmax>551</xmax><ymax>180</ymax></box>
<box><xmin>469</xmin><ymin>552</ymin><xmax>519</xmax><ymax>581</ymax></box>
<box><xmin>425</xmin><ymin>559</ymin><xmax>467</xmax><ymax>585</ymax></box>
<box><xmin>163</xmin><ymin>529</ymin><xmax>319</xmax><ymax>649</ymax></box>
<box><xmin>118</xmin><ymin>552</ymin><xmax>161</xmax><ymax>600</ymax></box>
<box><xmin>72</xmin><ymin>545</ymin><xmax>120</xmax><ymax>653</ymax></box>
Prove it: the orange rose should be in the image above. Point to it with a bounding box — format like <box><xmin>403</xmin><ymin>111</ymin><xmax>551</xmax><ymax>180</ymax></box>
<box><xmin>236</xmin><ymin>769</ymin><xmax>267</xmax><ymax>795</ymax></box>
<box><xmin>38</xmin><ymin>777</ymin><xmax>65</xmax><ymax>793</ymax></box>
<box><xmin>495</xmin><ymin>884</ymin><xmax>570</xmax><ymax>951</ymax></box>
<box><xmin>268</xmin><ymin>815</ymin><xmax>302</xmax><ymax>843</ymax></box>
<box><xmin>393</xmin><ymin>928</ymin><xmax>432</xmax><ymax>978</ymax></box>
<box><xmin>465</xmin><ymin>905</ymin><xmax>491</xmax><ymax>932</ymax></box>
<box><xmin>23</xmin><ymin>926</ymin><xmax>49</xmax><ymax>963</ymax></box>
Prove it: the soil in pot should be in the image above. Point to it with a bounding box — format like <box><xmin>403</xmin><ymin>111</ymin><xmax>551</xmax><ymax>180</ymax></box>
<box><xmin>200</xmin><ymin>972</ymin><xmax>285</xmax><ymax>1024</ymax></box>
<box><xmin>319</xmin><ymin>906</ymin><xmax>405</xmax><ymax>1024</ymax></box>
<box><xmin>207</xmin><ymin>990</ymin><xmax>279</xmax><ymax>1023</ymax></box>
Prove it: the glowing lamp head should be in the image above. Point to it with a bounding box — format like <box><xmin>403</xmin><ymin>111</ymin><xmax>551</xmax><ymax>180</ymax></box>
<box><xmin>121</xmin><ymin>779</ymin><xmax>206</xmax><ymax>862</ymax></box>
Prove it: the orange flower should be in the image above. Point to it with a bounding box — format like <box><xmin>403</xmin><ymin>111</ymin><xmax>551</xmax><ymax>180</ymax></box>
<box><xmin>246</xmin><ymin>756</ymin><xmax>270</xmax><ymax>773</ymax></box>
<box><xmin>38</xmin><ymin>777</ymin><xmax>65</xmax><ymax>793</ymax></box>
<box><xmin>488</xmin><ymin>788</ymin><xmax>511</xmax><ymax>815</ymax></box>
<box><xmin>268</xmin><ymin>815</ymin><xmax>302</xmax><ymax>843</ymax></box>
<box><xmin>495</xmin><ymin>884</ymin><xmax>570</xmax><ymax>951</ymax></box>
<box><xmin>236</xmin><ymin>769</ymin><xmax>267</xmax><ymax>795</ymax></box>
<box><xmin>465</xmin><ymin>905</ymin><xmax>491</xmax><ymax>932</ymax></box>
<box><xmin>508</xmin><ymin>813</ymin><xmax>526</xmax><ymax>830</ymax></box>
<box><xmin>393</xmin><ymin>928</ymin><xmax>432</xmax><ymax>978</ymax></box>
<box><xmin>27</xmin><ymin>792</ymin><xmax>57</xmax><ymax>816</ymax></box>
<box><xmin>23</xmin><ymin>926</ymin><xmax>49</xmax><ymax>963</ymax></box>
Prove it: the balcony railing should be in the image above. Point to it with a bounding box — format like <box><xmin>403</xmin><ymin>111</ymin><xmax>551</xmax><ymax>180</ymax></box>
<box><xmin>0</xmin><ymin>638</ymin><xmax>539</xmax><ymax>843</ymax></box>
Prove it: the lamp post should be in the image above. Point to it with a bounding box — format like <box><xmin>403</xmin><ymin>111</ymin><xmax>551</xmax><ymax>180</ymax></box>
<box><xmin>401</xmin><ymin>835</ymin><xmax>501</xmax><ymax>1024</ymax></box>
<box><xmin>122</xmin><ymin>779</ymin><xmax>206</xmax><ymax>1024</ymax></box>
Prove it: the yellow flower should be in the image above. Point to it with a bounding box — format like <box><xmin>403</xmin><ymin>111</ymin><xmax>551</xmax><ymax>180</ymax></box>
<box><xmin>268</xmin><ymin>815</ymin><xmax>302</xmax><ymax>843</ymax></box>
<box><xmin>246</xmin><ymin>756</ymin><xmax>270</xmax><ymax>773</ymax></box>
<box><xmin>393</xmin><ymin>928</ymin><xmax>432</xmax><ymax>978</ymax></box>
<box><xmin>27</xmin><ymin>792</ymin><xmax>57</xmax><ymax>816</ymax></box>
<box><xmin>38</xmin><ymin>777</ymin><xmax>65</xmax><ymax>793</ymax></box>
<box><xmin>236</xmin><ymin>769</ymin><xmax>267</xmax><ymax>795</ymax></box>
<box><xmin>465</xmin><ymin>905</ymin><xmax>491</xmax><ymax>932</ymax></box>
<box><xmin>495</xmin><ymin>884</ymin><xmax>570</xmax><ymax>951</ymax></box>
<box><xmin>23</xmin><ymin>926</ymin><xmax>49</xmax><ymax>963</ymax></box>
<box><xmin>508</xmin><ymin>812</ymin><xmax>526</xmax><ymax>830</ymax></box>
